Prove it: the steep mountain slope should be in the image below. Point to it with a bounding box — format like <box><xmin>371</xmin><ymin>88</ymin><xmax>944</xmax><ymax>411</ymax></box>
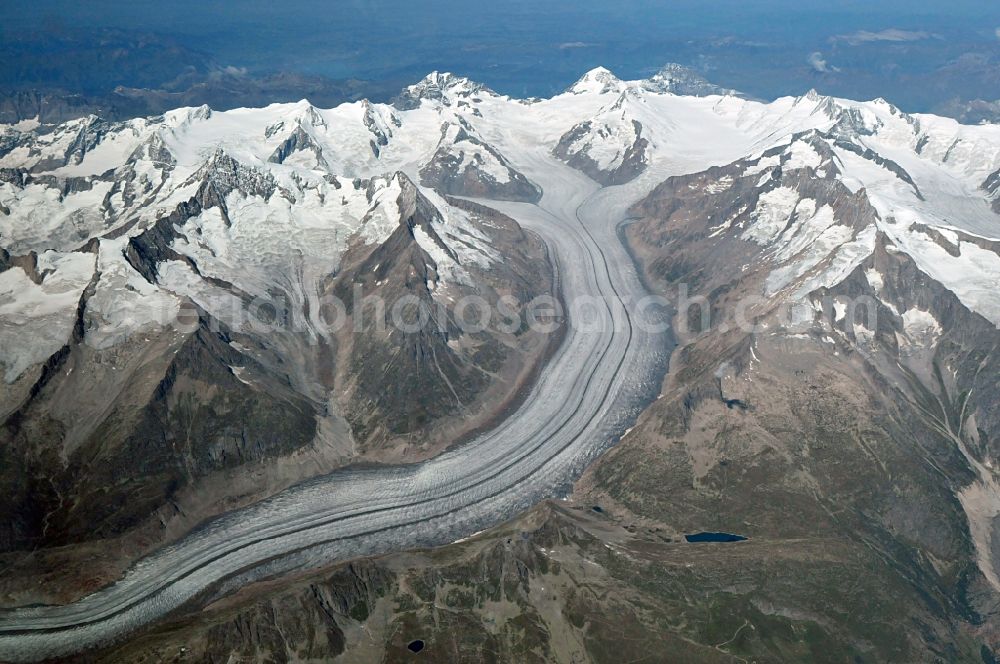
<box><xmin>420</xmin><ymin>118</ymin><xmax>542</xmax><ymax>201</ymax></box>
<box><xmin>3</xmin><ymin>66</ymin><xmax>1000</xmax><ymax>662</ymax></box>
<box><xmin>623</xmin><ymin>120</ymin><xmax>1000</xmax><ymax>607</ymax></box>
<box><xmin>552</xmin><ymin>65</ymin><xmax>743</xmax><ymax>186</ymax></box>
<box><xmin>0</xmin><ymin>82</ymin><xmax>558</xmax><ymax>606</ymax></box>
<box><xmin>553</xmin><ymin>90</ymin><xmax>651</xmax><ymax>186</ymax></box>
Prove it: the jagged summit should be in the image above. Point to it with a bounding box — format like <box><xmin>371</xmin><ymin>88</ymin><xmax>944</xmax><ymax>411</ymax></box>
<box><xmin>419</xmin><ymin>118</ymin><xmax>542</xmax><ymax>202</ymax></box>
<box><xmin>285</xmin><ymin>99</ymin><xmax>327</xmax><ymax>128</ymax></box>
<box><xmin>164</xmin><ymin>103</ymin><xmax>213</xmax><ymax>127</ymax></box>
<box><xmin>640</xmin><ymin>63</ymin><xmax>741</xmax><ymax>97</ymax></box>
<box><xmin>391</xmin><ymin>71</ymin><xmax>495</xmax><ymax>110</ymax></box>
<box><xmin>566</xmin><ymin>64</ymin><xmax>740</xmax><ymax>99</ymax></box>
<box><xmin>802</xmin><ymin>88</ymin><xmax>825</xmax><ymax>102</ymax></box>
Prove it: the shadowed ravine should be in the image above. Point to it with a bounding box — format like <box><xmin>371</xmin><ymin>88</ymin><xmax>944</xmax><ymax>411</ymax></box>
<box><xmin>0</xmin><ymin>152</ymin><xmax>672</xmax><ymax>662</ymax></box>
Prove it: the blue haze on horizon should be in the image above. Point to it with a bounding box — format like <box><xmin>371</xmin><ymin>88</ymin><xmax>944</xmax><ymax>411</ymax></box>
<box><xmin>4</xmin><ymin>0</ymin><xmax>999</xmax><ymax>112</ymax></box>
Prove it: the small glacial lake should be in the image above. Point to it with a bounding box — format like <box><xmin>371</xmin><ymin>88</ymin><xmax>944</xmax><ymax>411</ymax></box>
<box><xmin>684</xmin><ymin>532</ymin><xmax>747</xmax><ymax>543</ymax></box>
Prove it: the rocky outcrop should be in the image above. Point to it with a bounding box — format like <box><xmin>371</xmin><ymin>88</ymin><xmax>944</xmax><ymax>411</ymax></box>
<box><xmin>641</xmin><ymin>63</ymin><xmax>742</xmax><ymax>97</ymax></box>
<box><xmin>984</xmin><ymin>167</ymin><xmax>1000</xmax><ymax>214</ymax></box>
<box><xmin>323</xmin><ymin>175</ymin><xmax>556</xmax><ymax>452</ymax></box>
<box><xmin>420</xmin><ymin>120</ymin><xmax>541</xmax><ymax>202</ymax></box>
<box><xmin>391</xmin><ymin>72</ymin><xmax>494</xmax><ymax>110</ymax></box>
<box><xmin>188</xmin><ymin>149</ymin><xmax>280</xmax><ymax>206</ymax></box>
<box><xmin>553</xmin><ymin>94</ymin><xmax>650</xmax><ymax>186</ymax></box>
<box><xmin>0</xmin><ymin>307</ymin><xmax>318</xmax><ymax>552</ymax></box>
<box><xmin>0</xmin><ymin>249</ymin><xmax>43</xmax><ymax>283</ymax></box>
<box><xmin>267</xmin><ymin>125</ymin><xmax>327</xmax><ymax>166</ymax></box>
<box><xmin>361</xmin><ymin>99</ymin><xmax>399</xmax><ymax>157</ymax></box>
<box><xmin>123</xmin><ymin>177</ymin><xmax>231</xmax><ymax>282</ymax></box>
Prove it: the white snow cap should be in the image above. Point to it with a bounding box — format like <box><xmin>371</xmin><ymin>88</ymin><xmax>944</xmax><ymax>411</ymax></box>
<box><xmin>567</xmin><ymin>66</ymin><xmax>625</xmax><ymax>95</ymax></box>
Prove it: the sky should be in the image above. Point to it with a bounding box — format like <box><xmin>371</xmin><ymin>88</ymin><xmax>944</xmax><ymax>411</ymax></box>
<box><xmin>4</xmin><ymin>0</ymin><xmax>999</xmax><ymax>111</ymax></box>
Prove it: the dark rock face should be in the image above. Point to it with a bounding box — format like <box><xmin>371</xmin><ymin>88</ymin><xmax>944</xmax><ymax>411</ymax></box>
<box><xmin>189</xmin><ymin>149</ymin><xmax>280</xmax><ymax>205</ymax></box>
<box><xmin>268</xmin><ymin>125</ymin><xmax>325</xmax><ymax>166</ymax></box>
<box><xmin>626</xmin><ymin>134</ymin><xmax>868</xmax><ymax>300</ymax></box>
<box><xmin>419</xmin><ymin>121</ymin><xmax>541</xmax><ymax>203</ymax></box>
<box><xmin>124</xmin><ymin>184</ymin><xmax>215</xmax><ymax>283</ymax></box>
<box><xmin>323</xmin><ymin>175</ymin><xmax>556</xmax><ymax>449</ymax></box>
<box><xmin>0</xmin><ymin>309</ymin><xmax>318</xmax><ymax>552</ymax></box>
<box><xmin>553</xmin><ymin>117</ymin><xmax>649</xmax><ymax>186</ymax></box>
<box><xmin>984</xmin><ymin>168</ymin><xmax>1000</xmax><ymax>214</ymax></box>
<box><xmin>332</xmin><ymin>185</ymin><xmax>488</xmax><ymax>440</ymax></box>
<box><xmin>0</xmin><ymin>249</ymin><xmax>43</xmax><ymax>283</ymax></box>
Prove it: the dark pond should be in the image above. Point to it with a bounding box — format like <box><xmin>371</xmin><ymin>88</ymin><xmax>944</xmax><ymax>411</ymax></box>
<box><xmin>684</xmin><ymin>532</ymin><xmax>747</xmax><ymax>543</ymax></box>
<box><xmin>407</xmin><ymin>640</ymin><xmax>425</xmax><ymax>653</ymax></box>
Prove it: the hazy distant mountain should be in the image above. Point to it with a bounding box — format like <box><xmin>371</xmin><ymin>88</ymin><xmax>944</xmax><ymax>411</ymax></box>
<box><xmin>0</xmin><ymin>71</ymin><xmax>396</xmax><ymax>124</ymax></box>
<box><xmin>935</xmin><ymin>97</ymin><xmax>1000</xmax><ymax>125</ymax></box>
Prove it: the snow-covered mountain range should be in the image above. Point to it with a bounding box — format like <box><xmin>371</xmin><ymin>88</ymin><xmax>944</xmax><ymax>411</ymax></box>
<box><xmin>4</xmin><ymin>63</ymin><xmax>998</xmax><ymax>328</ymax></box>
<box><xmin>3</xmin><ymin>63</ymin><xmax>1000</xmax><ymax>649</ymax></box>
<box><xmin>4</xmin><ymin>64</ymin><xmax>998</xmax><ymax>383</ymax></box>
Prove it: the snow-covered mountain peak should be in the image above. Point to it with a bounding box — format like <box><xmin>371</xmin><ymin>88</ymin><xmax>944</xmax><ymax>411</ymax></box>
<box><xmin>802</xmin><ymin>88</ymin><xmax>824</xmax><ymax>103</ymax></box>
<box><xmin>187</xmin><ymin>147</ymin><xmax>280</xmax><ymax>201</ymax></box>
<box><xmin>285</xmin><ymin>99</ymin><xmax>328</xmax><ymax>128</ymax></box>
<box><xmin>3</xmin><ymin>67</ymin><xmax>1000</xmax><ymax>329</ymax></box>
<box><xmin>552</xmin><ymin>86</ymin><xmax>656</xmax><ymax>185</ymax></box>
<box><xmin>566</xmin><ymin>66</ymin><xmax>625</xmax><ymax>96</ymax></box>
<box><xmin>419</xmin><ymin>116</ymin><xmax>541</xmax><ymax>202</ymax></box>
<box><xmin>164</xmin><ymin>104</ymin><xmax>213</xmax><ymax>128</ymax></box>
<box><xmin>785</xmin><ymin>92</ymin><xmax>912</xmax><ymax>139</ymax></box>
<box><xmin>260</xmin><ymin>100</ymin><xmax>329</xmax><ymax>137</ymax></box>
<box><xmin>359</xmin><ymin>99</ymin><xmax>399</xmax><ymax>155</ymax></box>
<box><xmin>391</xmin><ymin>71</ymin><xmax>494</xmax><ymax>110</ymax></box>
<box><xmin>640</xmin><ymin>63</ymin><xmax>741</xmax><ymax>97</ymax></box>
<box><xmin>391</xmin><ymin>169</ymin><xmax>433</xmax><ymax>220</ymax></box>
<box><xmin>765</xmin><ymin>131</ymin><xmax>840</xmax><ymax>175</ymax></box>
